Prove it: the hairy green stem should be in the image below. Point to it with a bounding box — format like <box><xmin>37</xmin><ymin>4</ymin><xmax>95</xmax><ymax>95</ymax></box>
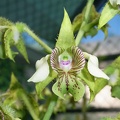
<box><xmin>43</xmin><ymin>96</ymin><xmax>57</xmax><ymax>120</ymax></box>
<box><xmin>24</xmin><ymin>27</ymin><xmax>52</xmax><ymax>53</ymax></box>
<box><xmin>21</xmin><ymin>93</ymin><xmax>40</xmax><ymax>120</ymax></box>
<box><xmin>75</xmin><ymin>0</ymin><xmax>94</xmax><ymax>46</ymax></box>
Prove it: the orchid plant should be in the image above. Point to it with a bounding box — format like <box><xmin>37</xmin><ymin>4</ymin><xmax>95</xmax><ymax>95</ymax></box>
<box><xmin>0</xmin><ymin>0</ymin><xmax>120</xmax><ymax>120</ymax></box>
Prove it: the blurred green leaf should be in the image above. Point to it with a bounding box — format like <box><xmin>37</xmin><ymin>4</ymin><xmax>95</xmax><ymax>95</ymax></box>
<box><xmin>72</xmin><ymin>5</ymin><xmax>108</xmax><ymax>39</ymax></box>
<box><xmin>101</xmin><ymin>117</ymin><xmax>112</xmax><ymax>120</ymax></box>
<box><xmin>0</xmin><ymin>101</ymin><xmax>22</xmax><ymax>120</ymax></box>
<box><xmin>0</xmin><ymin>19</ymin><xmax>29</xmax><ymax>62</ymax></box>
<box><xmin>111</xmin><ymin>86</ymin><xmax>120</xmax><ymax>99</ymax></box>
<box><xmin>56</xmin><ymin>9</ymin><xmax>75</xmax><ymax>49</ymax></box>
<box><xmin>98</xmin><ymin>2</ymin><xmax>119</xmax><ymax>28</ymax></box>
<box><xmin>101</xmin><ymin>113</ymin><xmax>120</xmax><ymax>120</ymax></box>
<box><xmin>72</xmin><ymin>5</ymin><xmax>99</xmax><ymax>33</ymax></box>
<box><xmin>90</xmin><ymin>56</ymin><xmax>120</xmax><ymax>101</ymax></box>
<box><xmin>2</xmin><ymin>73</ymin><xmax>40</xmax><ymax>119</ymax></box>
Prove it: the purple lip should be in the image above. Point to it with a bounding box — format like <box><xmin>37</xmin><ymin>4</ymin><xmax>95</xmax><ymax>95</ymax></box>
<box><xmin>60</xmin><ymin>60</ymin><xmax>71</xmax><ymax>65</ymax></box>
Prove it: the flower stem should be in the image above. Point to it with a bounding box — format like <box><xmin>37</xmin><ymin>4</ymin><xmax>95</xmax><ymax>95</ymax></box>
<box><xmin>24</xmin><ymin>27</ymin><xmax>52</xmax><ymax>53</ymax></box>
<box><xmin>75</xmin><ymin>0</ymin><xmax>94</xmax><ymax>46</ymax></box>
<box><xmin>21</xmin><ymin>93</ymin><xmax>40</xmax><ymax>120</ymax></box>
<box><xmin>43</xmin><ymin>96</ymin><xmax>57</xmax><ymax>120</ymax></box>
<box><xmin>82</xmin><ymin>93</ymin><xmax>87</xmax><ymax>120</ymax></box>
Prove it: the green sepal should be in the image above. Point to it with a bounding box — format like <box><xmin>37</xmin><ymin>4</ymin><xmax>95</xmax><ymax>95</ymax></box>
<box><xmin>98</xmin><ymin>2</ymin><xmax>119</xmax><ymax>28</ymax></box>
<box><xmin>52</xmin><ymin>76</ymin><xmax>85</xmax><ymax>101</ymax></box>
<box><xmin>0</xmin><ymin>17</ymin><xmax>13</xmax><ymax>26</ymax></box>
<box><xmin>15</xmin><ymin>23</ymin><xmax>29</xmax><ymax>62</ymax></box>
<box><xmin>89</xmin><ymin>78</ymin><xmax>108</xmax><ymax>102</ymax></box>
<box><xmin>36</xmin><ymin>70</ymin><xmax>57</xmax><ymax>99</ymax></box>
<box><xmin>78</xmin><ymin>65</ymin><xmax>95</xmax><ymax>92</ymax></box>
<box><xmin>15</xmin><ymin>36</ymin><xmax>29</xmax><ymax>63</ymax></box>
<box><xmin>56</xmin><ymin>9</ymin><xmax>75</xmax><ymax>49</ymax></box>
<box><xmin>2</xmin><ymin>73</ymin><xmax>40</xmax><ymax>119</ymax></box>
<box><xmin>4</xmin><ymin>29</ymin><xmax>16</xmax><ymax>61</ymax></box>
<box><xmin>15</xmin><ymin>22</ymin><xmax>26</xmax><ymax>33</ymax></box>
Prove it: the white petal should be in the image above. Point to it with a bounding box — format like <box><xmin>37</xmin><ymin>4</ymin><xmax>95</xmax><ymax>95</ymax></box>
<box><xmin>88</xmin><ymin>55</ymin><xmax>109</xmax><ymax>80</ymax></box>
<box><xmin>28</xmin><ymin>56</ymin><xmax>49</xmax><ymax>83</ymax></box>
<box><xmin>89</xmin><ymin>55</ymin><xmax>99</xmax><ymax>67</ymax></box>
<box><xmin>36</xmin><ymin>55</ymin><xmax>49</xmax><ymax>70</ymax></box>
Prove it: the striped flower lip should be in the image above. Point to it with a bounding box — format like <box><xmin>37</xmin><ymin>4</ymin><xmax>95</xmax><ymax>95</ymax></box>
<box><xmin>50</xmin><ymin>46</ymin><xmax>85</xmax><ymax>73</ymax></box>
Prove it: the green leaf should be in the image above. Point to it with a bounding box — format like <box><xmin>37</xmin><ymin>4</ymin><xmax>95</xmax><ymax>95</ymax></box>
<box><xmin>52</xmin><ymin>76</ymin><xmax>85</xmax><ymax>101</ymax></box>
<box><xmin>56</xmin><ymin>9</ymin><xmax>75</xmax><ymax>49</ymax></box>
<box><xmin>105</xmin><ymin>56</ymin><xmax>120</xmax><ymax>75</ymax></box>
<box><xmin>36</xmin><ymin>70</ymin><xmax>57</xmax><ymax>99</ymax></box>
<box><xmin>111</xmin><ymin>86</ymin><xmax>120</xmax><ymax>99</ymax></box>
<box><xmin>98</xmin><ymin>2</ymin><xmax>119</xmax><ymax>28</ymax></box>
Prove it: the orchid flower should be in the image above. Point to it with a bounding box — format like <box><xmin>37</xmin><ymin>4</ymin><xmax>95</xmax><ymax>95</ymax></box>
<box><xmin>27</xmin><ymin>10</ymin><xmax>109</xmax><ymax>101</ymax></box>
<box><xmin>28</xmin><ymin>47</ymin><xmax>109</xmax><ymax>101</ymax></box>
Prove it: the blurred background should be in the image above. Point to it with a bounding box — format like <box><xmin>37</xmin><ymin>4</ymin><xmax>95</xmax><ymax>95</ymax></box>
<box><xmin>0</xmin><ymin>0</ymin><xmax>120</xmax><ymax>120</ymax></box>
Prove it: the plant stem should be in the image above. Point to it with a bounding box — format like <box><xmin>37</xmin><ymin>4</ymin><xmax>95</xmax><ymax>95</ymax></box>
<box><xmin>21</xmin><ymin>93</ymin><xmax>40</xmax><ymax>120</ymax></box>
<box><xmin>43</xmin><ymin>96</ymin><xmax>57</xmax><ymax>120</ymax></box>
<box><xmin>75</xmin><ymin>0</ymin><xmax>94</xmax><ymax>46</ymax></box>
<box><xmin>82</xmin><ymin>93</ymin><xmax>87</xmax><ymax>120</ymax></box>
<box><xmin>24</xmin><ymin>27</ymin><xmax>52</xmax><ymax>53</ymax></box>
